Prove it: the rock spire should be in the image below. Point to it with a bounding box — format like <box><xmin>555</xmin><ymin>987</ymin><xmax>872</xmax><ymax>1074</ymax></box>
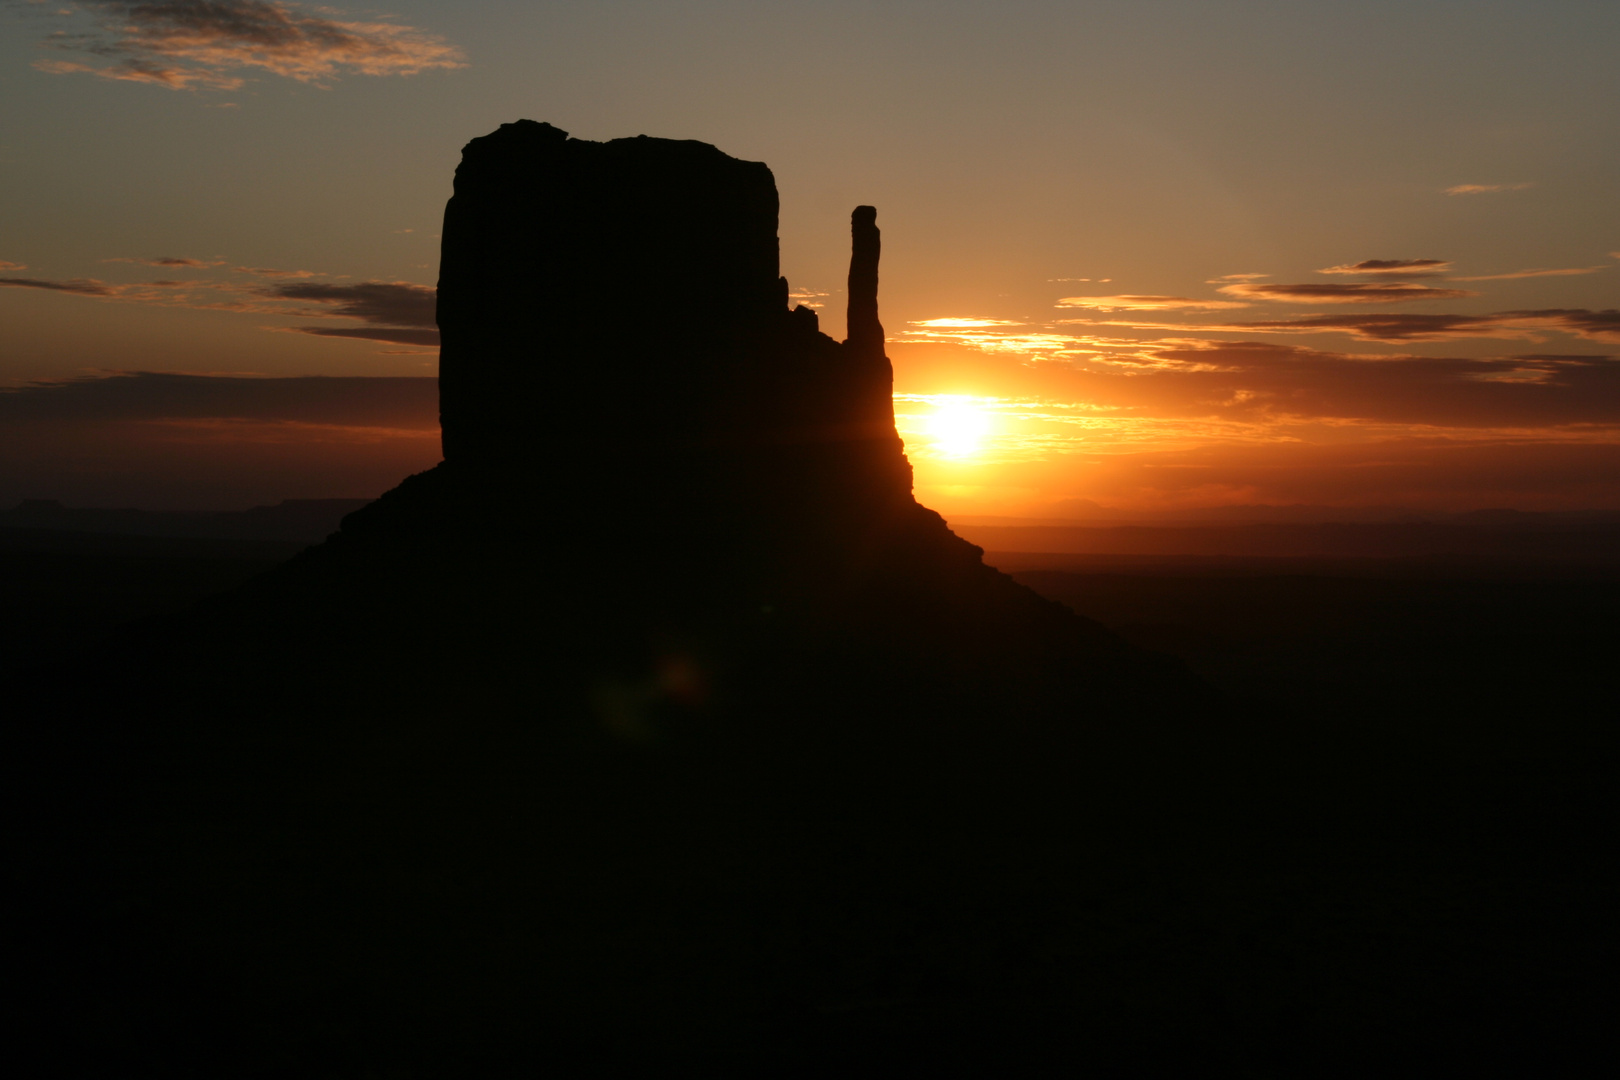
<box><xmin>846</xmin><ymin>204</ymin><xmax>884</xmax><ymax>356</ymax></box>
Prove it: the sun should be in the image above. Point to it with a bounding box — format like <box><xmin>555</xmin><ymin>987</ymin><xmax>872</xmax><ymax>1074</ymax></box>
<box><xmin>928</xmin><ymin>398</ymin><xmax>991</xmax><ymax>459</ymax></box>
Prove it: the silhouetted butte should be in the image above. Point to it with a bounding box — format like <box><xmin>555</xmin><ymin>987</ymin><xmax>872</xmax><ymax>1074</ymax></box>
<box><xmin>12</xmin><ymin>122</ymin><xmax>1225</xmax><ymax>1074</ymax></box>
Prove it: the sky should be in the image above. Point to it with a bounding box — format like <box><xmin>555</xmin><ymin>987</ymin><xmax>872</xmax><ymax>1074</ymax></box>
<box><xmin>1</xmin><ymin>0</ymin><xmax>1617</xmax><ymax>514</ymax></box>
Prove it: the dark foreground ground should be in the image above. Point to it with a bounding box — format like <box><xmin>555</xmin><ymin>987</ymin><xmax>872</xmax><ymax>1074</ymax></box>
<box><xmin>6</xmin><ymin>527</ymin><xmax>1618</xmax><ymax>1074</ymax></box>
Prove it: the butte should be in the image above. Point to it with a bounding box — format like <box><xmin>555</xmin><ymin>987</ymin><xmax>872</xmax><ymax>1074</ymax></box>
<box><xmin>11</xmin><ymin>121</ymin><xmax>1215</xmax><ymax>1073</ymax></box>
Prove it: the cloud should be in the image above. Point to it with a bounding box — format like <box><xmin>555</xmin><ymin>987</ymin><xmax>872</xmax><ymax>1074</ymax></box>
<box><xmin>1218</xmin><ymin>313</ymin><xmax>1533</xmax><ymax>342</ymax></box>
<box><xmin>1264</xmin><ymin>309</ymin><xmax>1620</xmax><ymax>343</ymax></box>
<box><xmin>900</xmin><ymin>329</ymin><xmax>1620</xmax><ymax>433</ymax></box>
<box><xmin>1317</xmin><ymin>259</ymin><xmax>1451</xmax><ymax>277</ymax></box>
<box><xmin>35</xmin><ymin>0</ymin><xmax>465</xmax><ymax>91</ymax></box>
<box><xmin>0</xmin><ymin>371</ymin><xmax>438</xmax><ymax>427</ymax></box>
<box><xmin>0</xmin><ymin>372</ymin><xmax>441</xmax><ymax>509</ymax></box>
<box><xmin>0</xmin><ymin>276</ymin><xmax>115</xmax><ymax>296</ymax></box>
<box><xmin>1514</xmin><ymin>309</ymin><xmax>1620</xmax><ymax>342</ymax></box>
<box><xmin>1</xmin><ymin>273</ymin><xmax>253</xmax><ymax>304</ymax></box>
<box><xmin>33</xmin><ymin>56</ymin><xmax>245</xmax><ymax>91</ymax></box>
<box><xmin>1217</xmin><ymin>282</ymin><xmax>1477</xmax><ymax>304</ymax></box>
<box><xmin>1055</xmin><ymin>295</ymin><xmax>1250</xmax><ymax>311</ymax></box>
<box><xmin>1110</xmin><ymin>342</ymin><xmax>1620</xmax><ymax>428</ymax></box>
<box><xmin>104</xmin><ymin>255</ymin><xmax>222</xmax><ymax>268</ymax></box>
<box><xmin>789</xmin><ymin>287</ymin><xmax>831</xmax><ymax>309</ymax></box>
<box><xmin>1450</xmin><ymin>267</ymin><xmax>1609</xmax><ymax>281</ymax></box>
<box><xmin>263</xmin><ymin>281</ymin><xmax>434</xmax><ymax>324</ymax></box>
<box><xmin>1444</xmin><ymin>183</ymin><xmax>1534</xmax><ymax>196</ymax></box>
<box><xmin>261</xmin><ymin>280</ymin><xmax>439</xmax><ymax>346</ymax></box>
<box><xmin>286</xmin><ymin>326</ymin><xmax>441</xmax><ymax>347</ymax></box>
<box><xmin>1080</xmin><ymin>309</ymin><xmax>1620</xmax><ymax>344</ymax></box>
<box><xmin>912</xmin><ymin>318</ymin><xmax>1024</xmax><ymax>328</ymax></box>
<box><xmin>0</xmin><ymin>260</ymin><xmax>27</xmax><ymax>271</ymax></box>
<box><xmin>234</xmin><ymin>266</ymin><xmax>322</xmax><ymax>278</ymax></box>
<box><xmin>1205</xmin><ymin>273</ymin><xmax>1268</xmax><ymax>283</ymax></box>
<box><xmin>3</xmin><ymin>271</ymin><xmax>244</xmax><ymax>304</ymax></box>
<box><xmin>2</xmin><ymin>269</ymin><xmax>440</xmax><ymax>348</ymax></box>
<box><xmin>901</xmin><ymin>322</ymin><xmax>1102</xmax><ymax>358</ymax></box>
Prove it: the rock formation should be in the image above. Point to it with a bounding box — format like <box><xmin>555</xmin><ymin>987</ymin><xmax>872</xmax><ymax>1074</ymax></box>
<box><xmin>11</xmin><ymin>122</ymin><xmax>1216</xmax><ymax>1074</ymax></box>
<box><xmin>435</xmin><ymin>120</ymin><xmax>906</xmax><ymax>518</ymax></box>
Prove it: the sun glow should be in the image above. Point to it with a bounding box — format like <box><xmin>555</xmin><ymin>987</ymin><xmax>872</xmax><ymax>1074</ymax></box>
<box><xmin>927</xmin><ymin>397</ymin><xmax>992</xmax><ymax>458</ymax></box>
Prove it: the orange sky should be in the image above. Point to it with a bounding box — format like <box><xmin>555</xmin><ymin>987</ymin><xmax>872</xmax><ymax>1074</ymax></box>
<box><xmin>2</xmin><ymin>1</ymin><xmax>1617</xmax><ymax>514</ymax></box>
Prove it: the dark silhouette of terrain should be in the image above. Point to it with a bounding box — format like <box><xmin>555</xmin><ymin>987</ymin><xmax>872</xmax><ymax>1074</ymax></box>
<box><xmin>0</xmin><ymin>497</ymin><xmax>369</xmax><ymax>543</ymax></box>
<box><xmin>0</xmin><ymin>527</ymin><xmax>306</xmax><ymax>680</ymax></box>
<box><xmin>954</xmin><ymin>517</ymin><xmax>1620</xmax><ymax>565</ymax></box>
<box><xmin>9</xmin><ymin>123</ymin><xmax>1617</xmax><ymax>1076</ymax></box>
<box><xmin>1004</xmin><ymin>561</ymin><xmax>1617</xmax><ymax>722</ymax></box>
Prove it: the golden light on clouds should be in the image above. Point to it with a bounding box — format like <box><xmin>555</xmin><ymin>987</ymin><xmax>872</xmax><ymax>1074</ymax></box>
<box><xmin>1054</xmin><ymin>295</ymin><xmax>1250</xmax><ymax>311</ymax></box>
<box><xmin>34</xmin><ymin>0</ymin><xmax>465</xmax><ymax>91</ymax></box>
<box><xmin>902</xmin><ymin>320</ymin><xmax>1090</xmax><ymax>357</ymax></box>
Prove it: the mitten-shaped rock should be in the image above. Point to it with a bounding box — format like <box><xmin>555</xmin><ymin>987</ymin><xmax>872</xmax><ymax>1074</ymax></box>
<box><xmin>436</xmin><ymin>120</ymin><xmax>908</xmax><ymax>518</ymax></box>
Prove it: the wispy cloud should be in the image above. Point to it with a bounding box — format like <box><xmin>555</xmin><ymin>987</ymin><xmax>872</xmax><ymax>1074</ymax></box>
<box><xmin>1444</xmin><ymin>183</ymin><xmax>1534</xmax><ymax>196</ymax></box>
<box><xmin>1217</xmin><ymin>282</ymin><xmax>1477</xmax><ymax>304</ymax></box>
<box><xmin>0</xmin><ymin>268</ymin><xmax>439</xmax><ymax>348</ymax></box>
<box><xmin>912</xmin><ymin>318</ymin><xmax>1024</xmax><ymax>328</ymax></box>
<box><xmin>788</xmin><ymin>287</ymin><xmax>831</xmax><ymax>309</ymax></box>
<box><xmin>896</xmin><ymin>333</ymin><xmax>1620</xmax><ymax>436</ymax></box>
<box><xmin>0</xmin><ymin>260</ymin><xmax>29</xmax><ymax>271</ymax></box>
<box><xmin>284</xmin><ymin>326</ymin><xmax>440</xmax><ymax>347</ymax></box>
<box><xmin>34</xmin><ymin>0</ymin><xmax>465</xmax><ymax>91</ymax></box>
<box><xmin>1055</xmin><ymin>295</ymin><xmax>1250</xmax><ymax>311</ymax></box>
<box><xmin>1101</xmin><ymin>341</ymin><xmax>1620</xmax><ymax>428</ymax></box>
<box><xmin>264</xmin><ymin>281</ymin><xmax>434</xmax><ymax>325</ymax></box>
<box><xmin>234</xmin><ymin>266</ymin><xmax>323</xmax><ymax>278</ymax></box>
<box><xmin>1450</xmin><ymin>266</ymin><xmax>1609</xmax><ymax>282</ymax></box>
<box><xmin>1226</xmin><ymin>313</ymin><xmax>1539</xmax><ymax>342</ymax></box>
<box><xmin>1205</xmin><ymin>273</ymin><xmax>1268</xmax><ymax>283</ymax></box>
<box><xmin>262</xmin><ymin>280</ymin><xmax>438</xmax><ymax>345</ymax></box>
<box><xmin>901</xmin><ymin>320</ymin><xmax>1252</xmax><ymax>373</ymax></box>
<box><xmin>0</xmin><ymin>276</ymin><xmax>115</xmax><ymax>296</ymax></box>
<box><xmin>104</xmin><ymin>255</ymin><xmax>223</xmax><ymax>268</ymax></box>
<box><xmin>903</xmin><ymin>322</ymin><xmax>1093</xmax><ymax>358</ymax></box>
<box><xmin>1317</xmin><ymin>259</ymin><xmax>1451</xmax><ymax>277</ymax></box>
<box><xmin>1075</xmin><ymin>309</ymin><xmax>1620</xmax><ymax>344</ymax></box>
<box><xmin>0</xmin><ymin>371</ymin><xmax>438</xmax><ymax>427</ymax></box>
<box><xmin>1518</xmin><ymin>309</ymin><xmax>1620</xmax><ymax>342</ymax></box>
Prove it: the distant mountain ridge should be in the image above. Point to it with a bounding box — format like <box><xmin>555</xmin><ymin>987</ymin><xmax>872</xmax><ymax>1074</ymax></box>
<box><xmin>11</xmin><ymin>495</ymin><xmax>1618</xmax><ymax>559</ymax></box>
<box><xmin>950</xmin><ymin>517</ymin><xmax>1620</xmax><ymax>562</ymax></box>
<box><xmin>0</xmin><ymin>497</ymin><xmax>370</xmax><ymax>544</ymax></box>
<box><xmin>951</xmin><ymin>505</ymin><xmax>1620</xmax><ymax>528</ymax></box>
